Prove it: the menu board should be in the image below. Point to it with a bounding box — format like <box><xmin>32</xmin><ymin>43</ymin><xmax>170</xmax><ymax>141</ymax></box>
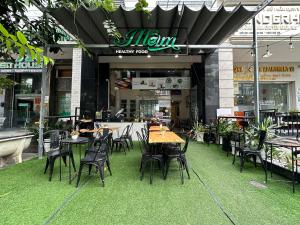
<box><xmin>132</xmin><ymin>77</ymin><xmax>190</xmax><ymax>90</ymax></box>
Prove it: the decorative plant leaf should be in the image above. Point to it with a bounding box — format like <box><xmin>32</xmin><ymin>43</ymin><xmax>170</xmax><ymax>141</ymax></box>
<box><xmin>16</xmin><ymin>31</ymin><xmax>28</xmax><ymax>45</ymax></box>
<box><xmin>0</xmin><ymin>23</ymin><xmax>9</xmax><ymax>37</ymax></box>
<box><xmin>43</xmin><ymin>55</ymin><xmax>49</xmax><ymax>65</ymax></box>
<box><xmin>5</xmin><ymin>39</ymin><xmax>11</xmax><ymax>50</ymax></box>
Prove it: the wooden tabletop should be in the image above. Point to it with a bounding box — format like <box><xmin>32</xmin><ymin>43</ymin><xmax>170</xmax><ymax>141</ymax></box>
<box><xmin>148</xmin><ymin>131</ymin><xmax>185</xmax><ymax>144</ymax></box>
<box><xmin>149</xmin><ymin>126</ymin><xmax>170</xmax><ymax>131</ymax></box>
<box><xmin>79</xmin><ymin>127</ymin><xmax>120</xmax><ymax>133</ymax></box>
<box><xmin>265</xmin><ymin>137</ymin><xmax>300</xmax><ymax>148</ymax></box>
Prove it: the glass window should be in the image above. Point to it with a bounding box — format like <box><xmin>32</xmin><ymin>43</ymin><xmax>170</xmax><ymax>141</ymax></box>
<box><xmin>56</xmin><ymin>92</ymin><xmax>71</xmax><ymax>116</ymax></box>
<box><xmin>15</xmin><ymin>73</ymin><xmax>41</xmax><ymax>94</ymax></box>
<box><xmin>234</xmin><ymin>82</ymin><xmax>288</xmax><ymax>112</ymax></box>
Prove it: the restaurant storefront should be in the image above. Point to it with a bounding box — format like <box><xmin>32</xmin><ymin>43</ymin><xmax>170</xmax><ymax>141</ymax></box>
<box><xmin>44</xmin><ymin>3</ymin><xmax>263</xmax><ymax>129</ymax></box>
<box><xmin>233</xmin><ymin>63</ymin><xmax>300</xmax><ymax>113</ymax></box>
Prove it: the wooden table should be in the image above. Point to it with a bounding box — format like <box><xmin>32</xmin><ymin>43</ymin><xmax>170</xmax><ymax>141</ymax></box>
<box><xmin>79</xmin><ymin>127</ymin><xmax>120</xmax><ymax>133</ymax></box>
<box><xmin>149</xmin><ymin>126</ymin><xmax>170</xmax><ymax>132</ymax></box>
<box><xmin>148</xmin><ymin>131</ymin><xmax>184</xmax><ymax>144</ymax></box>
<box><xmin>265</xmin><ymin>137</ymin><xmax>300</xmax><ymax>193</ymax></box>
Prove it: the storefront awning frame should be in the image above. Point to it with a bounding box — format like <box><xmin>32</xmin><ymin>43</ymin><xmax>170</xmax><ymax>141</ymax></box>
<box><xmin>34</xmin><ymin>0</ymin><xmax>273</xmax><ymax>158</ymax></box>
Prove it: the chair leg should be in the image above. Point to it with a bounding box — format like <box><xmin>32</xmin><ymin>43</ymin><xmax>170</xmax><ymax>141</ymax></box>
<box><xmin>49</xmin><ymin>159</ymin><xmax>54</xmax><ymax>181</ymax></box>
<box><xmin>62</xmin><ymin>156</ymin><xmax>67</xmax><ymax>167</ymax></box>
<box><xmin>240</xmin><ymin>152</ymin><xmax>245</xmax><ymax>172</ymax></box>
<box><xmin>129</xmin><ymin>136</ymin><xmax>133</xmax><ymax>149</ymax></box>
<box><xmin>99</xmin><ymin>164</ymin><xmax>105</xmax><ymax>187</ymax></box>
<box><xmin>122</xmin><ymin>143</ymin><xmax>126</xmax><ymax>155</ymax></box>
<box><xmin>232</xmin><ymin>147</ymin><xmax>237</xmax><ymax>165</ymax></box>
<box><xmin>70</xmin><ymin>153</ymin><xmax>76</xmax><ymax>172</ymax></box>
<box><xmin>140</xmin><ymin>160</ymin><xmax>147</xmax><ymax>181</ymax></box>
<box><xmin>88</xmin><ymin>164</ymin><xmax>92</xmax><ymax>175</ymax></box>
<box><xmin>253</xmin><ymin>155</ymin><xmax>257</xmax><ymax>168</ymax></box>
<box><xmin>150</xmin><ymin>160</ymin><xmax>154</xmax><ymax>184</ymax></box>
<box><xmin>106</xmin><ymin>159</ymin><xmax>112</xmax><ymax>176</ymax></box>
<box><xmin>258</xmin><ymin>154</ymin><xmax>267</xmax><ymax>183</ymax></box>
<box><xmin>76</xmin><ymin>163</ymin><xmax>84</xmax><ymax>187</ymax></box>
<box><xmin>159</xmin><ymin>159</ymin><xmax>165</xmax><ymax>178</ymax></box>
<box><xmin>179</xmin><ymin>159</ymin><xmax>184</xmax><ymax>184</ymax></box>
<box><xmin>164</xmin><ymin>159</ymin><xmax>170</xmax><ymax>180</ymax></box>
<box><xmin>111</xmin><ymin>142</ymin><xmax>115</xmax><ymax>155</ymax></box>
<box><xmin>125</xmin><ymin>140</ymin><xmax>130</xmax><ymax>151</ymax></box>
<box><xmin>44</xmin><ymin>158</ymin><xmax>49</xmax><ymax>174</ymax></box>
<box><xmin>182</xmin><ymin>157</ymin><xmax>190</xmax><ymax>179</ymax></box>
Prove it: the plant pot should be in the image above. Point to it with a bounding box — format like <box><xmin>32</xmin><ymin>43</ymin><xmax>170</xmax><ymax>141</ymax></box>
<box><xmin>38</xmin><ymin>138</ymin><xmax>51</xmax><ymax>153</ymax></box>
<box><xmin>222</xmin><ymin>136</ymin><xmax>231</xmax><ymax>152</ymax></box>
<box><xmin>71</xmin><ymin>135</ymin><xmax>79</xmax><ymax>140</ymax></box>
<box><xmin>196</xmin><ymin>132</ymin><xmax>205</xmax><ymax>142</ymax></box>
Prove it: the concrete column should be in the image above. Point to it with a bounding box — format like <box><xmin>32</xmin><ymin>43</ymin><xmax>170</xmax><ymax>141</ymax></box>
<box><xmin>70</xmin><ymin>48</ymin><xmax>82</xmax><ymax>116</ymax></box>
<box><xmin>218</xmin><ymin>48</ymin><xmax>235</xmax><ymax>113</ymax></box>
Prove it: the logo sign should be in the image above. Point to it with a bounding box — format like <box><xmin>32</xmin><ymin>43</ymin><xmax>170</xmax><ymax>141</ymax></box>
<box><xmin>0</xmin><ymin>56</ymin><xmax>43</xmax><ymax>73</ymax></box>
<box><xmin>114</xmin><ymin>28</ymin><xmax>180</xmax><ymax>53</ymax></box>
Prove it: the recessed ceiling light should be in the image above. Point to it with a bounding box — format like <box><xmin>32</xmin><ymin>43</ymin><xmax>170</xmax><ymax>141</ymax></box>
<box><xmin>118</xmin><ymin>55</ymin><xmax>123</xmax><ymax>59</ymax></box>
<box><xmin>147</xmin><ymin>54</ymin><xmax>151</xmax><ymax>58</ymax></box>
<box><xmin>174</xmin><ymin>54</ymin><xmax>179</xmax><ymax>58</ymax></box>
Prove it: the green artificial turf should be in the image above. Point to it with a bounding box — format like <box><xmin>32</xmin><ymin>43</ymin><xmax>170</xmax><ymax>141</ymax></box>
<box><xmin>0</xmin><ymin>142</ymin><xmax>300</xmax><ymax>225</ymax></box>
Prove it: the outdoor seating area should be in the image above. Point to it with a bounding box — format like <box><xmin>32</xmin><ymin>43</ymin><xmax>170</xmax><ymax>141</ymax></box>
<box><xmin>1</xmin><ymin>135</ymin><xmax>300</xmax><ymax>224</ymax></box>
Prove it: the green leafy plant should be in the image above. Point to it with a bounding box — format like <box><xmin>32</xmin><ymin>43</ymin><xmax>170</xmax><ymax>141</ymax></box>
<box><xmin>245</xmin><ymin>117</ymin><xmax>276</xmax><ymax>150</ymax></box>
<box><xmin>192</xmin><ymin>121</ymin><xmax>206</xmax><ymax>135</ymax></box>
<box><xmin>217</xmin><ymin>119</ymin><xmax>237</xmax><ymax>137</ymax></box>
<box><xmin>0</xmin><ymin>23</ymin><xmax>54</xmax><ymax>65</ymax></box>
<box><xmin>0</xmin><ymin>76</ymin><xmax>14</xmax><ymax>90</ymax></box>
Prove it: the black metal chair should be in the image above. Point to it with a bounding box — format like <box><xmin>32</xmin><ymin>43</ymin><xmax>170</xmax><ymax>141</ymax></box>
<box><xmin>141</xmin><ymin>127</ymin><xmax>148</xmax><ymax>141</ymax></box>
<box><xmin>111</xmin><ymin>125</ymin><xmax>130</xmax><ymax>154</ymax></box>
<box><xmin>233</xmin><ymin>130</ymin><xmax>267</xmax><ymax>182</ymax></box>
<box><xmin>136</xmin><ymin>131</ymin><xmax>165</xmax><ymax>184</ymax></box>
<box><xmin>119</xmin><ymin>123</ymin><xmax>133</xmax><ymax>149</ymax></box>
<box><xmin>43</xmin><ymin>130</ymin><xmax>76</xmax><ymax>181</ymax></box>
<box><xmin>164</xmin><ymin>135</ymin><xmax>191</xmax><ymax>184</ymax></box>
<box><xmin>76</xmin><ymin>135</ymin><xmax>112</xmax><ymax>187</ymax></box>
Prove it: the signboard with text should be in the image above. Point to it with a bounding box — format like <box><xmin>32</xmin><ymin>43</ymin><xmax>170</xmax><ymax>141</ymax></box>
<box><xmin>235</xmin><ymin>6</ymin><xmax>300</xmax><ymax>36</ymax></box>
<box><xmin>0</xmin><ymin>57</ymin><xmax>43</xmax><ymax>73</ymax></box>
<box><xmin>113</xmin><ymin>28</ymin><xmax>181</xmax><ymax>54</ymax></box>
<box><xmin>233</xmin><ymin>64</ymin><xmax>296</xmax><ymax>81</ymax></box>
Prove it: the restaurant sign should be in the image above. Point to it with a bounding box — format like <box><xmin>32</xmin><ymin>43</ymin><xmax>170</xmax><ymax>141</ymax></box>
<box><xmin>0</xmin><ymin>56</ymin><xmax>43</xmax><ymax>73</ymax></box>
<box><xmin>233</xmin><ymin>64</ymin><xmax>295</xmax><ymax>81</ymax></box>
<box><xmin>114</xmin><ymin>28</ymin><xmax>180</xmax><ymax>54</ymax></box>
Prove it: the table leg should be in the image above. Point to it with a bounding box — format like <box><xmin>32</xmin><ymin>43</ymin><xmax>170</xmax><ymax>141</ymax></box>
<box><xmin>69</xmin><ymin>143</ymin><xmax>71</xmax><ymax>184</ymax></box>
<box><xmin>270</xmin><ymin>144</ymin><xmax>273</xmax><ymax>178</ymax></box>
<box><xmin>292</xmin><ymin>147</ymin><xmax>295</xmax><ymax>193</ymax></box>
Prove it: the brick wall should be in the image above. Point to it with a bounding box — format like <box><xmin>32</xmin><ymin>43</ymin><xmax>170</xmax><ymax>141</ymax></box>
<box><xmin>70</xmin><ymin>48</ymin><xmax>82</xmax><ymax>116</ymax></box>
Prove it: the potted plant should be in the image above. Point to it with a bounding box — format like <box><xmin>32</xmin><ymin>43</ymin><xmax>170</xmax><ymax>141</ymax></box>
<box><xmin>217</xmin><ymin>119</ymin><xmax>234</xmax><ymax>152</ymax></box>
<box><xmin>71</xmin><ymin>130</ymin><xmax>80</xmax><ymax>140</ymax></box>
<box><xmin>192</xmin><ymin>121</ymin><xmax>206</xmax><ymax>142</ymax></box>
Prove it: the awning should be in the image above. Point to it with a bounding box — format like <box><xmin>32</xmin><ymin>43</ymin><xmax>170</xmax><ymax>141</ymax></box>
<box><xmin>49</xmin><ymin>4</ymin><xmax>257</xmax><ymax>54</ymax></box>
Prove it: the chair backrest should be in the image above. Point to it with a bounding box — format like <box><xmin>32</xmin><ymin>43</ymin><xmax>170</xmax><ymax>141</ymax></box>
<box><xmin>141</xmin><ymin>128</ymin><xmax>148</xmax><ymax>141</ymax></box>
<box><xmin>256</xmin><ymin>130</ymin><xmax>267</xmax><ymax>151</ymax></box>
<box><xmin>102</xmin><ymin>128</ymin><xmax>110</xmax><ymax>138</ymax></box>
<box><xmin>128</xmin><ymin>123</ymin><xmax>134</xmax><ymax>135</ymax></box>
<box><xmin>90</xmin><ymin>142</ymin><xmax>109</xmax><ymax>161</ymax></box>
<box><xmin>120</xmin><ymin>125</ymin><xmax>130</xmax><ymax>138</ymax></box>
<box><xmin>136</xmin><ymin>131</ymin><xmax>144</xmax><ymax>153</ymax></box>
<box><xmin>43</xmin><ymin>130</ymin><xmax>65</xmax><ymax>153</ymax></box>
<box><xmin>136</xmin><ymin>131</ymin><xmax>149</xmax><ymax>153</ymax></box>
<box><xmin>181</xmin><ymin>135</ymin><xmax>190</xmax><ymax>154</ymax></box>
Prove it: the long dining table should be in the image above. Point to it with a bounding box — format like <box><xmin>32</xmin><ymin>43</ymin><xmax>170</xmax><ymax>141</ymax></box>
<box><xmin>148</xmin><ymin>129</ymin><xmax>185</xmax><ymax>144</ymax></box>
